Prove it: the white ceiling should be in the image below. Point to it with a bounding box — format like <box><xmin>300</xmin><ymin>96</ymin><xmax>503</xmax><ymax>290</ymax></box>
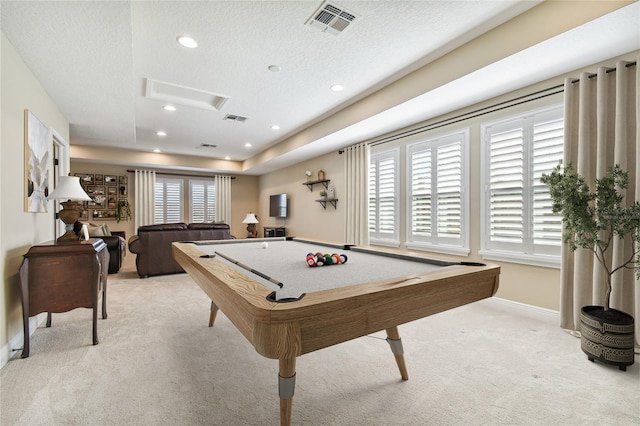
<box><xmin>1</xmin><ymin>1</ymin><xmax>639</xmax><ymax>175</ymax></box>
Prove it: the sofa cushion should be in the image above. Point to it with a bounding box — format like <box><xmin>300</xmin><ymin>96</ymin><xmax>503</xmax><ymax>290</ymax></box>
<box><xmin>87</xmin><ymin>223</ymin><xmax>111</xmax><ymax>237</ymax></box>
<box><xmin>187</xmin><ymin>222</ymin><xmax>229</xmax><ymax>230</ymax></box>
<box><xmin>137</xmin><ymin>222</ymin><xmax>188</xmax><ymax>232</ymax></box>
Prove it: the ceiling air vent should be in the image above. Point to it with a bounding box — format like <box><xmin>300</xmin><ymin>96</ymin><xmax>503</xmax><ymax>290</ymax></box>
<box><xmin>223</xmin><ymin>114</ymin><xmax>248</xmax><ymax>123</ymax></box>
<box><xmin>306</xmin><ymin>1</ymin><xmax>358</xmax><ymax>35</ymax></box>
<box><xmin>197</xmin><ymin>143</ymin><xmax>217</xmax><ymax>149</ymax></box>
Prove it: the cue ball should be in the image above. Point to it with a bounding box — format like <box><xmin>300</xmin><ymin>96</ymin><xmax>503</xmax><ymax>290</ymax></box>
<box><xmin>261</xmin><ymin>242</ymin><xmax>269</xmax><ymax>249</ymax></box>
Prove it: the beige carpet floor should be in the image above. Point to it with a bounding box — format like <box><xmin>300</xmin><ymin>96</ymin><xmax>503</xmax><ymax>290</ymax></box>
<box><xmin>1</xmin><ymin>254</ymin><xmax>638</xmax><ymax>425</ymax></box>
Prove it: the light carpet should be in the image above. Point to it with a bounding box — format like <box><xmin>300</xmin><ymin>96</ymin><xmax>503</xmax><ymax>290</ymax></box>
<box><xmin>1</xmin><ymin>255</ymin><xmax>638</xmax><ymax>425</ymax></box>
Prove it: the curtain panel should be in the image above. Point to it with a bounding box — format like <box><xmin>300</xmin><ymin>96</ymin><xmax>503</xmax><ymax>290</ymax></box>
<box><xmin>561</xmin><ymin>57</ymin><xmax>639</xmax><ymax>347</ymax></box>
<box><xmin>343</xmin><ymin>142</ymin><xmax>370</xmax><ymax>246</ymax></box>
<box><xmin>215</xmin><ymin>175</ymin><xmax>232</xmax><ymax>225</ymax></box>
<box><xmin>134</xmin><ymin>169</ymin><xmax>156</xmax><ymax>230</ymax></box>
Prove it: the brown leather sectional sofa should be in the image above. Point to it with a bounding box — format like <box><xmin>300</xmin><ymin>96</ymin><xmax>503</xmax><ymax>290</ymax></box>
<box><xmin>128</xmin><ymin>222</ymin><xmax>233</xmax><ymax>277</ymax></box>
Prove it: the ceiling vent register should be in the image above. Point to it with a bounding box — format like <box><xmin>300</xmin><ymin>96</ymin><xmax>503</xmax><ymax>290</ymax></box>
<box><xmin>306</xmin><ymin>1</ymin><xmax>358</xmax><ymax>35</ymax></box>
<box><xmin>223</xmin><ymin>114</ymin><xmax>248</xmax><ymax>123</ymax></box>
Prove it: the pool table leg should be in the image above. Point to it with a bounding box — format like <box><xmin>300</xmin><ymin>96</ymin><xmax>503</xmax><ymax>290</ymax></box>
<box><xmin>208</xmin><ymin>301</ymin><xmax>218</xmax><ymax>327</ymax></box>
<box><xmin>386</xmin><ymin>326</ymin><xmax>408</xmax><ymax>380</ymax></box>
<box><xmin>278</xmin><ymin>357</ymin><xmax>296</xmax><ymax>426</ymax></box>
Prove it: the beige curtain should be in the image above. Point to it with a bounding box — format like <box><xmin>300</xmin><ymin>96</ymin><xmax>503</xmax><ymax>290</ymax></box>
<box><xmin>134</xmin><ymin>169</ymin><xmax>156</xmax><ymax>230</ymax></box>
<box><xmin>215</xmin><ymin>175</ymin><xmax>232</xmax><ymax>225</ymax></box>
<box><xmin>343</xmin><ymin>142</ymin><xmax>370</xmax><ymax>246</ymax></box>
<box><xmin>561</xmin><ymin>57</ymin><xmax>639</xmax><ymax>347</ymax></box>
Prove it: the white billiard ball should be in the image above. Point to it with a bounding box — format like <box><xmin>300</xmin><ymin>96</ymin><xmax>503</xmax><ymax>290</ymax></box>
<box><xmin>261</xmin><ymin>242</ymin><xmax>269</xmax><ymax>249</ymax></box>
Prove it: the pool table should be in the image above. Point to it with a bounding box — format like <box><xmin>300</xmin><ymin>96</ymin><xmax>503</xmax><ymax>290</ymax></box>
<box><xmin>173</xmin><ymin>237</ymin><xmax>500</xmax><ymax>425</ymax></box>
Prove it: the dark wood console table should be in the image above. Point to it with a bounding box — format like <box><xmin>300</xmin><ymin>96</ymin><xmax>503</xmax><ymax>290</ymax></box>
<box><xmin>19</xmin><ymin>238</ymin><xmax>108</xmax><ymax>358</ymax></box>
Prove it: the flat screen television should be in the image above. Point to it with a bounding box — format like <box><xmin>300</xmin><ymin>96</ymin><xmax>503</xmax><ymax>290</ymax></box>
<box><xmin>269</xmin><ymin>193</ymin><xmax>288</xmax><ymax>218</ymax></box>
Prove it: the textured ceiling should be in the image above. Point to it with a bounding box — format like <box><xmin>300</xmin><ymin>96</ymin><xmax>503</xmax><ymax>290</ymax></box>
<box><xmin>1</xmin><ymin>1</ymin><xmax>639</xmax><ymax>175</ymax></box>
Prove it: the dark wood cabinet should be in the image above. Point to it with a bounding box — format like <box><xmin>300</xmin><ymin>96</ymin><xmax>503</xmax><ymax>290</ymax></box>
<box><xmin>19</xmin><ymin>238</ymin><xmax>108</xmax><ymax>358</ymax></box>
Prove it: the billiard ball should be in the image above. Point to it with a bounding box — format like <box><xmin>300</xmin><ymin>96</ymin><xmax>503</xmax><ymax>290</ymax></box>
<box><xmin>261</xmin><ymin>242</ymin><xmax>269</xmax><ymax>249</ymax></box>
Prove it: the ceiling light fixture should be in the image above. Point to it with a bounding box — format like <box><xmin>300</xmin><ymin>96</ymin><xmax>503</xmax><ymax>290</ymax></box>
<box><xmin>163</xmin><ymin>105</ymin><xmax>176</xmax><ymax>111</ymax></box>
<box><xmin>244</xmin><ymin>143</ymin><xmax>252</xmax><ymax>148</ymax></box>
<box><xmin>271</xmin><ymin>124</ymin><xmax>280</xmax><ymax>130</ymax></box>
<box><xmin>224</xmin><ymin>156</ymin><xmax>231</xmax><ymax>160</ymax></box>
<box><xmin>156</xmin><ymin>131</ymin><xmax>167</xmax><ymax>136</ymax></box>
<box><xmin>331</xmin><ymin>84</ymin><xmax>344</xmax><ymax>91</ymax></box>
<box><xmin>177</xmin><ymin>35</ymin><xmax>198</xmax><ymax>48</ymax></box>
<box><xmin>153</xmin><ymin>148</ymin><xmax>161</xmax><ymax>153</ymax></box>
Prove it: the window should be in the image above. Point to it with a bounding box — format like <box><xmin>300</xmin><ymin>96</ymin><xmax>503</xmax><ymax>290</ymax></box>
<box><xmin>155</xmin><ymin>178</ymin><xmax>183</xmax><ymax>223</ymax></box>
<box><xmin>369</xmin><ymin>149</ymin><xmax>399</xmax><ymax>246</ymax></box>
<box><xmin>189</xmin><ymin>179</ymin><xmax>216</xmax><ymax>223</ymax></box>
<box><xmin>407</xmin><ymin>131</ymin><xmax>469</xmax><ymax>255</ymax></box>
<box><xmin>481</xmin><ymin>105</ymin><xmax>563</xmax><ymax>266</ymax></box>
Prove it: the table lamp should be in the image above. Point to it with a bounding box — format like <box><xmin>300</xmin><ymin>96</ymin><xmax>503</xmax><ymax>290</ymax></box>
<box><xmin>47</xmin><ymin>176</ymin><xmax>92</xmax><ymax>242</ymax></box>
<box><xmin>242</xmin><ymin>213</ymin><xmax>259</xmax><ymax>238</ymax></box>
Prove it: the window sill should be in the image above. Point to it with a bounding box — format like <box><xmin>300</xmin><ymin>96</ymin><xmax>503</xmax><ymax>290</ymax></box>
<box><xmin>405</xmin><ymin>242</ymin><xmax>470</xmax><ymax>257</ymax></box>
<box><xmin>479</xmin><ymin>250</ymin><xmax>560</xmax><ymax>268</ymax></box>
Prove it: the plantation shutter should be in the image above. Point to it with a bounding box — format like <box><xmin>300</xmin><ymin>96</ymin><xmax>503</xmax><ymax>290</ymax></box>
<box><xmin>189</xmin><ymin>180</ymin><xmax>216</xmax><ymax>223</ymax></box>
<box><xmin>155</xmin><ymin>178</ymin><xmax>182</xmax><ymax>223</ymax></box>
<box><xmin>531</xmin><ymin>117</ymin><xmax>563</xmax><ymax>247</ymax></box>
<box><xmin>408</xmin><ymin>132</ymin><xmax>466</xmax><ymax>251</ymax></box>
<box><xmin>483</xmin><ymin>106</ymin><xmax>563</xmax><ymax>257</ymax></box>
<box><xmin>369</xmin><ymin>149</ymin><xmax>399</xmax><ymax>244</ymax></box>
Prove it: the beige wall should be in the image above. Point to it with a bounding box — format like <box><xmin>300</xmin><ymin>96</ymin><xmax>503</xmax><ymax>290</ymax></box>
<box><xmin>257</xmin><ymin>153</ymin><xmax>345</xmax><ymax>242</ymax></box>
<box><xmin>1</xmin><ymin>33</ymin><xmax>70</xmax><ymax>364</ymax></box>
<box><xmin>69</xmin><ymin>162</ymin><xmax>259</xmax><ymax>241</ymax></box>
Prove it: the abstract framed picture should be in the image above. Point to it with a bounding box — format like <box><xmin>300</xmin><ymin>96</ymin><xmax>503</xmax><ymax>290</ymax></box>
<box><xmin>24</xmin><ymin>110</ymin><xmax>50</xmax><ymax>212</ymax></box>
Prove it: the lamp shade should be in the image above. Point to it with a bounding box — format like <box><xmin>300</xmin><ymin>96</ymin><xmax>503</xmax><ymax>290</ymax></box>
<box><xmin>242</xmin><ymin>213</ymin><xmax>259</xmax><ymax>224</ymax></box>
<box><xmin>47</xmin><ymin>176</ymin><xmax>91</xmax><ymax>201</ymax></box>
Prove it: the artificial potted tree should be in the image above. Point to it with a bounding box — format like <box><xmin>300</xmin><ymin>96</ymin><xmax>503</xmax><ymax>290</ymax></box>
<box><xmin>541</xmin><ymin>164</ymin><xmax>639</xmax><ymax>370</ymax></box>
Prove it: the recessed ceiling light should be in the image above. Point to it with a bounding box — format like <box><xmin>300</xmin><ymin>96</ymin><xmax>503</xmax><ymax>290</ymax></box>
<box><xmin>177</xmin><ymin>35</ymin><xmax>198</xmax><ymax>48</ymax></box>
<box><xmin>224</xmin><ymin>156</ymin><xmax>231</xmax><ymax>160</ymax></box>
<box><xmin>331</xmin><ymin>84</ymin><xmax>344</xmax><ymax>91</ymax></box>
<box><xmin>244</xmin><ymin>143</ymin><xmax>252</xmax><ymax>148</ymax></box>
<box><xmin>268</xmin><ymin>65</ymin><xmax>281</xmax><ymax>72</ymax></box>
<box><xmin>270</xmin><ymin>124</ymin><xmax>280</xmax><ymax>130</ymax></box>
<box><xmin>163</xmin><ymin>105</ymin><xmax>176</xmax><ymax>111</ymax></box>
<box><xmin>156</xmin><ymin>131</ymin><xmax>167</xmax><ymax>136</ymax></box>
<box><xmin>153</xmin><ymin>148</ymin><xmax>161</xmax><ymax>153</ymax></box>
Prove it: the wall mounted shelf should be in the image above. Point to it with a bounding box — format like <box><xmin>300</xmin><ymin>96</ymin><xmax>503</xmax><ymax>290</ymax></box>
<box><xmin>303</xmin><ymin>179</ymin><xmax>330</xmax><ymax>191</ymax></box>
<box><xmin>316</xmin><ymin>198</ymin><xmax>338</xmax><ymax>209</ymax></box>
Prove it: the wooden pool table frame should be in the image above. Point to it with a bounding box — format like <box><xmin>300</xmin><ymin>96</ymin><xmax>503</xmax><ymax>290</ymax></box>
<box><xmin>173</xmin><ymin>239</ymin><xmax>500</xmax><ymax>425</ymax></box>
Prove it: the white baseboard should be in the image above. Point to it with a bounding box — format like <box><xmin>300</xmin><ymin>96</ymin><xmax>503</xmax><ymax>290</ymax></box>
<box><xmin>1</xmin><ymin>313</ymin><xmax>47</xmax><ymax>369</ymax></box>
<box><xmin>484</xmin><ymin>297</ymin><xmax>560</xmax><ymax>321</ymax></box>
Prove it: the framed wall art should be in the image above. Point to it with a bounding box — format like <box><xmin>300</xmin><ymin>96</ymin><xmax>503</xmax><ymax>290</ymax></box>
<box><xmin>24</xmin><ymin>110</ymin><xmax>50</xmax><ymax>212</ymax></box>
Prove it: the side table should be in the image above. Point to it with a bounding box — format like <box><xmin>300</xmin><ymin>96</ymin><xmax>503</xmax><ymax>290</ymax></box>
<box><xmin>19</xmin><ymin>238</ymin><xmax>108</xmax><ymax>358</ymax></box>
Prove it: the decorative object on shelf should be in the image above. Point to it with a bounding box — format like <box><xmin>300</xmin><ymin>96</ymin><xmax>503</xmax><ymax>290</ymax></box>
<box><xmin>318</xmin><ymin>170</ymin><xmax>325</xmax><ymax>180</ymax></box>
<box><xmin>242</xmin><ymin>212</ymin><xmax>259</xmax><ymax>238</ymax></box>
<box><xmin>116</xmin><ymin>199</ymin><xmax>131</xmax><ymax>222</ymax></box>
<box><xmin>328</xmin><ymin>185</ymin><xmax>335</xmax><ymax>198</ymax></box>
<box><xmin>319</xmin><ymin>190</ymin><xmax>327</xmax><ymax>199</ymax></box>
<box><xmin>305</xmin><ymin>170</ymin><xmax>312</xmax><ymax>181</ymax></box>
<box><xmin>541</xmin><ymin>163</ymin><xmax>640</xmax><ymax>371</ymax></box>
<box><xmin>47</xmin><ymin>176</ymin><xmax>92</xmax><ymax>242</ymax></box>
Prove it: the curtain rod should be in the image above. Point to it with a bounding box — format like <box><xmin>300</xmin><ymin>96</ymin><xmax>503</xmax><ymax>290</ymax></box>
<box><xmin>571</xmin><ymin>60</ymin><xmax>636</xmax><ymax>83</ymax></box>
<box><xmin>126</xmin><ymin>169</ymin><xmax>236</xmax><ymax>179</ymax></box>
<box><xmin>363</xmin><ymin>61</ymin><xmax>637</xmax><ymax>149</ymax></box>
<box><xmin>365</xmin><ymin>84</ymin><xmax>564</xmax><ymax>148</ymax></box>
